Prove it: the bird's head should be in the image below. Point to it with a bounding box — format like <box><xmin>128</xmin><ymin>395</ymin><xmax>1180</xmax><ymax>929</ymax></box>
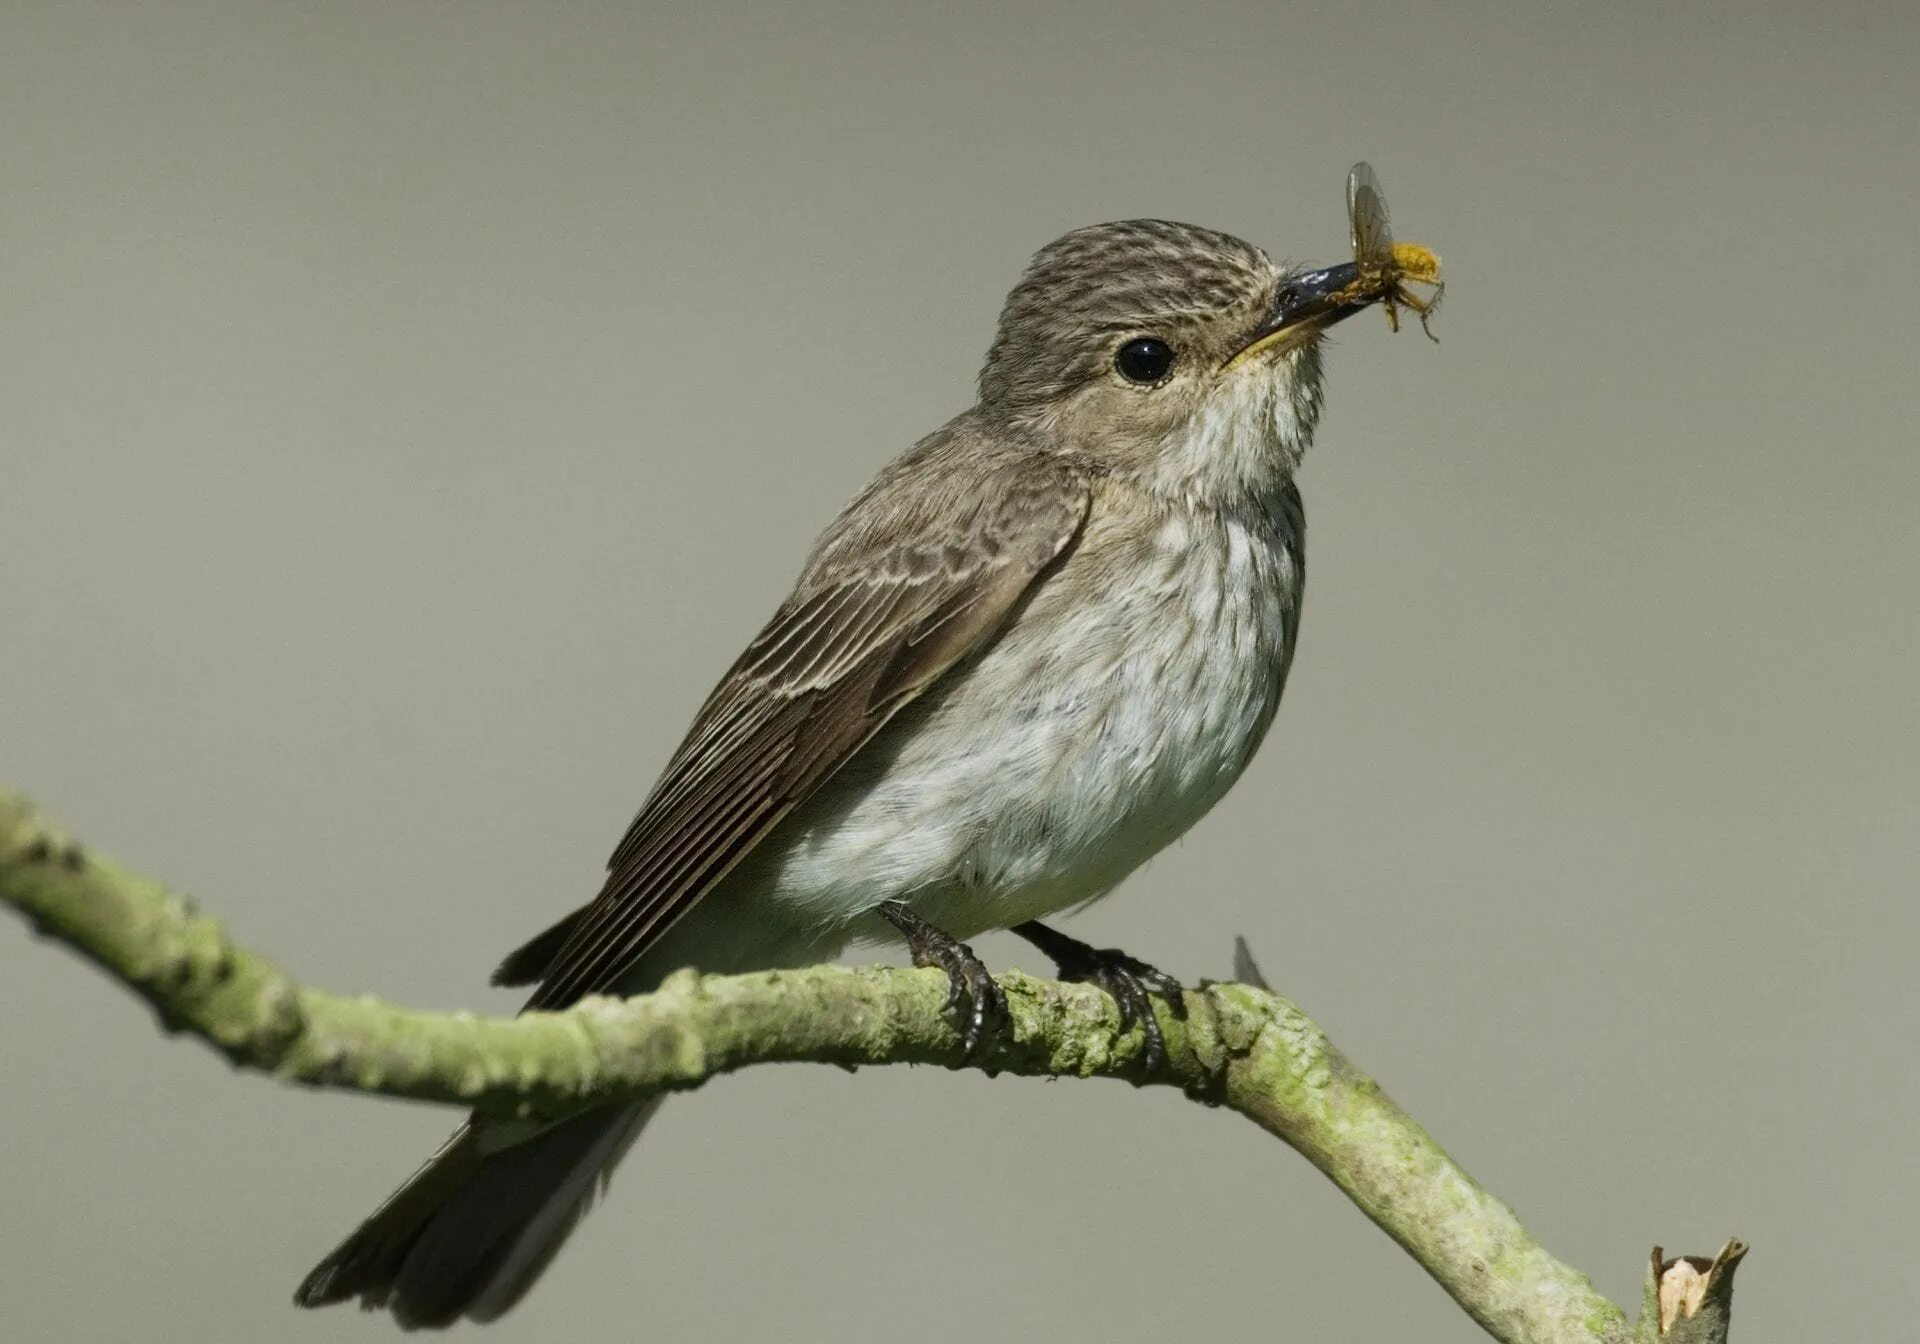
<box><xmin>978</xmin><ymin>219</ymin><xmax>1381</xmax><ymax>501</ymax></box>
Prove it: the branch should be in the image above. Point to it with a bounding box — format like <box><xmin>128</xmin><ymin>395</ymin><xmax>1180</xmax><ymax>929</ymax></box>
<box><xmin>0</xmin><ymin>788</ymin><xmax>1739</xmax><ymax>1344</ymax></box>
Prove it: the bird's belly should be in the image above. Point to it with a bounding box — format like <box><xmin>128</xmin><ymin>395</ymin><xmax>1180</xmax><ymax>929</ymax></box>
<box><xmin>740</xmin><ymin>508</ymin><xmax>1299</xmax><ymax>940</ymax></box>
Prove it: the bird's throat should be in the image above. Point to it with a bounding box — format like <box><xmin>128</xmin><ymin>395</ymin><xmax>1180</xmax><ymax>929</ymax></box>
<box><xmin>1143</xmin><ymin>347</ymin><xmax>1323</xmax><ymax>507</ymax></box>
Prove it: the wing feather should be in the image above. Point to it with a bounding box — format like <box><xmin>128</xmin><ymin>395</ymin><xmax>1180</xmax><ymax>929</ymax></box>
<box><xmin>523</xmin><ymin>450</ymin><xmax>1088</xmax><ymax>1010</ymax></box>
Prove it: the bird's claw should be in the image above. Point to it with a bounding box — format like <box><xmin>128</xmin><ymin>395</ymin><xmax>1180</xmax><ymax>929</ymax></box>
<box><xmin>1012</xmin><ymin>922</ymin><xmax>1184</xmax><ymax>1074</ymax></box>
<box><xmin>1062</xmin><ymin>949</ymin><xmax>1182</xmax><ymax>1073</ymax></box>
<box><xmin>935</xmin><ymin>945</ymin><xmax>1009</xmax><ymax>1059</ymax></box>
<box><xmin>877</xmin><ymin>901</ymin><xmax>1008</xmax><ymax>1060</ymax></box>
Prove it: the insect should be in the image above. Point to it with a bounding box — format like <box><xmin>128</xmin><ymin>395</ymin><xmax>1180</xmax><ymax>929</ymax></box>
<box><xmin>1345</xmin><ymin>161</ymin><xmax>1443</xmax><ymax>340</ymax></box>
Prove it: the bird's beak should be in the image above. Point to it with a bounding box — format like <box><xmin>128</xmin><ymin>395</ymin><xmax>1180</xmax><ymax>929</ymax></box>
<box><xmin>1223</xmin><ymin>261</ymin><xmax>1370</xmax><ymax>370</ymax></box>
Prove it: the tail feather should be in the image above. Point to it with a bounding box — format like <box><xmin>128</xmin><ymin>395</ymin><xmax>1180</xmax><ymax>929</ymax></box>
<box><xmin>490</xmin><ymin>907</ymin><xmax>586</xmax><ymax>987</ymax></box>
<box><xmin>301</xmin><ymin>901</ymin><xmax>842</xmax><ymax>1326</ymax></box>
<box><xmin>294</xmin><ymin>1100</ymin><xmax>659</xmax><ymax>1329</ymax></box>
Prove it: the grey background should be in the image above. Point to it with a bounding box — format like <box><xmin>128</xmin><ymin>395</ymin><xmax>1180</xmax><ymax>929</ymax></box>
<box><xmin>3</xmin><ymin>2</ymin><xmax>1916</xmax><ymax>1340</ymax></box>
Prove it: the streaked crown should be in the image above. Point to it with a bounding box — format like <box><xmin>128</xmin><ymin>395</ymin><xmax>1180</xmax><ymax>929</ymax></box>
<box><xmin>979</xmin><ymin>219</ymin><xmax>1280</xmax><ymax>411</ymax></box>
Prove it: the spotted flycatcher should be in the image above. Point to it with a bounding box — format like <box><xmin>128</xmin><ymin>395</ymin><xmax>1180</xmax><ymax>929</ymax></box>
<box><xmin>297</xmin><ymin>176</ymin><xmax>1437</xmax><ymax>1327</ymax></box>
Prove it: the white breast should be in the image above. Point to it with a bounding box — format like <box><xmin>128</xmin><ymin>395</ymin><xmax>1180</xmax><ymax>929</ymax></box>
<box><xmin>746</xmin><ymin>496</ymin><xmax>1302</xmax><ymax>940</ymax></box>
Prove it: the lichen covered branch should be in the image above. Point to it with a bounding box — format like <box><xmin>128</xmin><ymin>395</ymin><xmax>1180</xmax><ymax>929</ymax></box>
<box><xmin>1</xmin><ymin>788</ymin><xmax>1738</xmax><ymax>1344</ymax></box>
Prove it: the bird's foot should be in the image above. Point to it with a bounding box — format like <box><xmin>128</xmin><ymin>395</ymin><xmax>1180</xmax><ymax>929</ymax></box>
<box><xmin>1012</xmin><ymin>921</ymin><xmax>1185</xmax><ymax>1072</ymax></box>
<box><xmin>877</xmin><ymin>901</ymin><xmax>1007</xmax><ymax>1060</ymax></box>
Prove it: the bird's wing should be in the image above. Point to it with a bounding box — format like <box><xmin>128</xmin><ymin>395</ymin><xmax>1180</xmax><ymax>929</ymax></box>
<box><xmin>521</xmin><ymin>452</ymin><xmax>1090</xmax><ymax>1011</ymax></box>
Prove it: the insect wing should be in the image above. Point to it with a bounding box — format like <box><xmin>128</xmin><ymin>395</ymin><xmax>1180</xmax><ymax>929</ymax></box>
<box><xmin>1347</xmin><ymin>161</ymin><xmax>1395</xmax><ymax>270</ymax></box>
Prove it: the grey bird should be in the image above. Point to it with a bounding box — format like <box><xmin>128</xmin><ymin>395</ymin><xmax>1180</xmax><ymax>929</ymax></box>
<box><xmin>296</xmin><ymin>209</ymin><xmax>1417</xmax><ymax>1328</ymax></box>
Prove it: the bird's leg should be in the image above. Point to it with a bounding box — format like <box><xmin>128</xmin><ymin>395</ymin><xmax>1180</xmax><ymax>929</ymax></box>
<box><xmin>877</xmin><ymin>901</ymin><xmax>1007</xmax><ymax>1060</ymax></box>
<box><xmin>1011</xmin><ymin>921</ymin><xmax>1185</xmax><ymax>1072</ymax></box>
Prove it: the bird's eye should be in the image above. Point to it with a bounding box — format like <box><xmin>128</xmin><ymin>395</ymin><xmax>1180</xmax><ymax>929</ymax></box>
<box><xmin>1114</xmin><ymin>337</ymin><xmax>1176</xmax><ymax>385</ymax></box>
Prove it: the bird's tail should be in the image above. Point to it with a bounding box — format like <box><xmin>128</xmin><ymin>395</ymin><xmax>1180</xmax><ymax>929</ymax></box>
<box><xmin>293</xmin><ymin>1098</ymin><xmax>661</xmax><ymax>1329</ymax></box>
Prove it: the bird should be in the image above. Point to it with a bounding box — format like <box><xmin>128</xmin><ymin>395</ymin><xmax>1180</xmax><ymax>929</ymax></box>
<box><xmin>296</xmin><ymin>210</ymin><xmax>1411</xmax><ymax>1328</ymax></box>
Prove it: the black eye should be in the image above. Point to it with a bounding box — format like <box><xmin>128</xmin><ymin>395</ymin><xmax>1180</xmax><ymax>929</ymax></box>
<box><xmin>1114</xmin><ymin>337</ymin><xmax>1176</xmax><ymax>385</ymax></box>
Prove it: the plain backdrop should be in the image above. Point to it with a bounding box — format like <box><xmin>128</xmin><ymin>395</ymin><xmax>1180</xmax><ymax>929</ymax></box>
<box><xmin>4</xmin><ymin>2</ymin><xmax>1917</xmax><ymax>1341</ymax></box>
